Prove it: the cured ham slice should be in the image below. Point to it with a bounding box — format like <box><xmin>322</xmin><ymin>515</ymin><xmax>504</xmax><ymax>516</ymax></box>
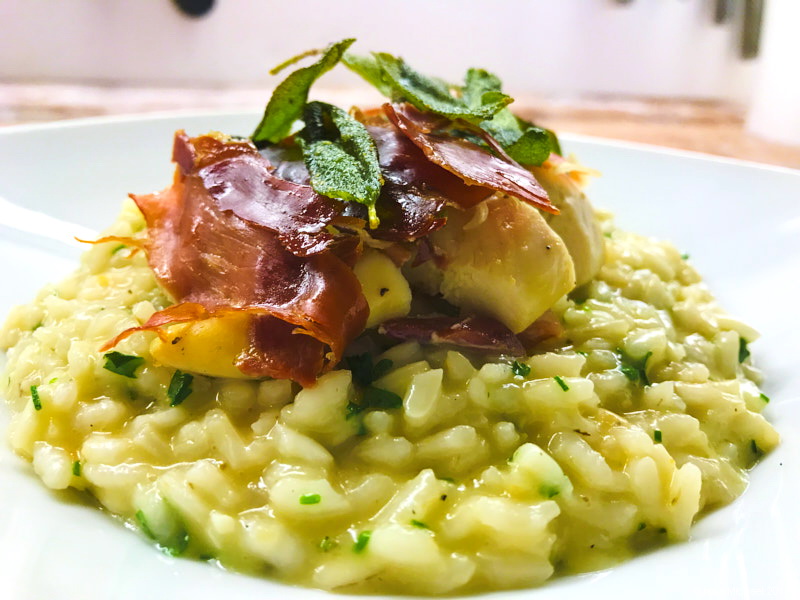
<box><xmin>378</xmin><ymin>315</ymin><xmax>525</xmax><ymax>355</ymax></box>
<box><xmin>384</xmin><ymin>103</ymin><xmax>558</xmax><ymax>214</ymax></box>
<box><xmin>363</xmin><ymin>119</ymin><xmax>491</xmax><ymax>241</ymax></box>
<box><xmin>105</xmin><ymin>133</ymin><xmax>368</xmax><ymax>386</ymax></box>
<box><xmin>175</xmin><ymin>133</ymin><xmax>340</xmax><ymax>257</ymax></box>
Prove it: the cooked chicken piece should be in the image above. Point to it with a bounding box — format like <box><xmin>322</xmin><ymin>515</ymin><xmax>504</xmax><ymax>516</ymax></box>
<box><xmin>405</xmin><ymin>193</ymin><xmax>575</xmax><ymax>334</ymax></box>
<box><xmin>532</xmin><ymin>164</ymin><xmax>605</xmax><ymax>287</ymax></box>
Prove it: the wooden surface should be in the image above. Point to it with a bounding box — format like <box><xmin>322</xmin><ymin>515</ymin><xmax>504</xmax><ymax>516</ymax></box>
<box><xmin>2</xmin><ymin>82</ymin><xmax>799</xmax><ymax>169</ymax></box>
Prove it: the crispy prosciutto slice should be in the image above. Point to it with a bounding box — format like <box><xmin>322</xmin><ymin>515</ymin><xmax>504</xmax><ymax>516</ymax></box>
<box><xmin>175</xmin><ymin>132</ymin><xmax>340</xmax><ymax>257</ymax></box>
<box><xmin>378</xmin><ymin>315</ymin><xmax>525</xmax><ymax>356</ymax></box>
<box><xmin>363</xmin><ymin>119</ymin><xmax>491</xmax><ymax>242</ymax></box>
<box><xmin>105</xmin><ymin>133</ymin><xmax>368</xmax><ymax>386</ymax></box>
<box><xmin>384</xmin><ymin>103</ymin><xmax>558</xmax><ymax>214</ymax></box>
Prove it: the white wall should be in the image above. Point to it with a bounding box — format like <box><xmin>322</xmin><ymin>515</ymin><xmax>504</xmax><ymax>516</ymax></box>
<box><xmin>0</xmin><ymin>0</ymin><xmax>758</xmax><ymax>103</ymax></box>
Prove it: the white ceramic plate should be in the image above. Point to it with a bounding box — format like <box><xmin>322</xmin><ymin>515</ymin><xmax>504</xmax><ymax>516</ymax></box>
<box><xmin>0</xmin><ymin>113</ymin><xmax>798</xmax><ymax>600</ymax></box>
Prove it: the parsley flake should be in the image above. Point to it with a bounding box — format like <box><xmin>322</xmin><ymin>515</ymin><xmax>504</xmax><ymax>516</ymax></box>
<box><xmin>102</xmin><ymin>351</ymin><xmax>144</xmax><ymax>379</ymax></box>
<box><xmin>167</xmin><ymin>370</ymin><xmax>194</xmax><ymax>407</ymax></box>
<box><xmin>738</xmin><ymin>337</ymin><xmax>751</xmax><ymax>363</ymax></box>
<box><xmin>319</xmin><ymin>536</ymin><xmax>338</xmax><ymax>552</ymax></box>
<box><xmin>346</xmin><ymin>353</ymin><xmax>393</xmax><ymax>386</ymax></box>
<box><xmin>554</xmin><ymin>376</ymin><xmax>570</xmax><ymax>391</ymax></box>
<box><xmin>654</xmin><ymin>429</ymin><xmax>663</xmax><ymax>443</ymax></box>
<box><xmin>300</xmin><ymin>493</ymin><xmax>322</xmax><ymax>505</ymax></box>
<box><xmin>345</xmin><ymin>401</ymin><xmax>365</xmax><ymax>420</ymax></box>
<box><xmin>617</xmin><ymin>349</ymin><xmax>652</xmax><ymax>386</ymax></box>
<box><xmin>750</xmin><ymin>439</ymin><xmax>763</xmax><ymax>457</ymax></box>
<box><xmin>30</xmin><ymin>385</ymin><xmax>42</xmax><ymax>411</ymax></box>
<box><xmin>353</xmin><ymin>530</ymin><xmax>372</xmax><ymax>553</ymax></box>
<box><xmin>759</xmin><ymin>392</ymin><xmax>770</xmax><ymax>404</ymax></box>
<box><xmin>72</xmin><ymin>460</ymin><xmax>82</xmax><ymax>477</ymax></box>
<box><xmin>410</xmin><ymin>519</ymin><xmax>430</xmax><ymax>529</ymax></box>
<box><xmin>362</xmin><ymin>386</ymin><xmax>402</xmax><ymax>410</ymax></box>
<box><xmin>511</xmin><ymin>360</ymin><xmax>531</xmax><ymax>377</ymax></box>
<box><xmin>539</xmin><ymin>484</ymin><xmax>561</xmax><ymax>498</ymax></box>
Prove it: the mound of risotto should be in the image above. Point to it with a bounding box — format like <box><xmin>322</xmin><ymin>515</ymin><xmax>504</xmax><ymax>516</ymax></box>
<box><xmin>0</xmin><ymin>40</ymin><xmax>778</xmax><ymax>595</ymax></box>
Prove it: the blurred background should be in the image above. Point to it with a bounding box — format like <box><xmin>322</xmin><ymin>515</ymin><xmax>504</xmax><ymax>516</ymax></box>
<box><xmin>1</xmin><ymin>0</ymin><xmax>798</xmax><ymax>167</ymax></box>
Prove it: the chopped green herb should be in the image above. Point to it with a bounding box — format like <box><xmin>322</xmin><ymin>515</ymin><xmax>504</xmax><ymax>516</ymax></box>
<box><xmin>31</xmin><ymin>321</ymin><xmax>43</xmax><ymax>331</ymax></box>
<box><xmin>135</xmin><ymin>508</ymin><xmax>190</xmax><ymax>557</ymax></box>
<box><xmin>372</xmin><ymin>358</ymin><xmax>394</xmax><ymax>381</ymax></box>
<box><xmin>30</xmin><ymin>385</ymin><xmax>42</xmax><ymax>411</ymax></box>
<box><xmin>750</xmin><ymin>439</ymin><xmax>763</xmax><ymax>457</ymax></box>
<box><xmin>759</xmin><ymin>392</ymin><xmax>770</xmax><ymax>404</ymax></box>
<box><xmin>603</xmin><ymin>232</ymin><xmax>613</xmax><ymax>238</ymax></box>
<box><xmin>353</xmin><ymin>530</ymin><xmax>372</xmax><ymax>553</ymax></box>
<box><xmin>653</xmin><ymin>429</ymin><xmax>663</xmax><ymax>443</ymax></box>
<box><xmin>167</xmin><ymin>370</ymin><xmax>194</xmax><ymax>407</ymax></box>
<box><xmin>362</xmin><ymin>386</ymin><xmax>402</xmax><ymax>410</ymax></box>
<box><xmin>102</xmin><ymin>351</ymin><xmax>144</xmax><ymax>379</ymax></box>
<box><xmin>345</xmin><ymin>401</ymin><xmax>365</xmax><ymax>420</ymax></box>
<box><xmin>511</xmin><ymin>360</ymin><xmax>531</xmax><ymax>377</ymax></box>
<box><xmin>72</xmin><ymin>460</ymin><xmax>81</xmax><ymax>477</ymax></box>
<box><xmin>576</xmin><ymin>350</ymin><xmax>589</xmax><ymax>357</ymax></box>
<box><xmin>252</xmin><ymin>38</ymin><xmax>355</xmax><ymax>145</ymax></box>
<box><xmin>410</xmin><ymin>519</ymin><xmax>430</xmax><ymax>529</ymax></box>
<box><xmin>346</xmin><ymin>353</ymin><xmax>393</xmax><ymax>387</ymax></box>
<box><xmin>48</xmin><ymin>377</ymin><xmax>58</xmax><ymax>384</ymax></box>
<box><xmin>300</xmin><ymin>493</ymin><xmax>322</xmax><ymax>505</ymax></box>
<box><xmin>617</xmin><ymin>350</ymin><xmax>652</xmax><ymax>386</ymax></box>
<box><xmin>319</xmin><ymin>536</ymin><xmax>338</xmax><ymax>552</ymax></box>
<box><xmin>680</xmin><ymin>253</ymin><xmax>690</xmax><ymax>260</ymax></box>
<box><xmin>637</xmin><ymin>522</ymin><xmax>646</xmax><ymax>531</ymax></box>
<box><xmin>539</xmin><ymin>484</ymin><xmax>561</xmax><ymax>498</ymax></box>
<box><xmin>658</xmin><ymin>527</ymin><xmax>667</xmax><ymax>534</ymax></box>
<box><xmin>299</xmin><ymin>101</ymin><xmax>384</xmax><ymax>228</ymax></box>
<box><xmin>554</xmin><ymin>376</ymin><xmax>570</xmax><ymax>391</ymax></box>
<box><xmin>135</xmin><ymin>510</ymin><xmax>156</xmax><ymax>540</ymax></box>
<box><xmin>111</xmin><ymin>244</ymin><xmax>127</xmax><ymax>255</ymax></box>
<box><xmin>738</xmin><ymin>337</ymin><xmax>751</xmax><ymax>363</ymax></box>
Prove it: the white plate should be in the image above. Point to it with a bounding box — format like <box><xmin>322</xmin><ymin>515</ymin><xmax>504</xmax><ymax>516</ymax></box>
<box><xmin>1</xmin><ymin>113</ymin><xmax>798</xmax><ymax>600</ymax></box>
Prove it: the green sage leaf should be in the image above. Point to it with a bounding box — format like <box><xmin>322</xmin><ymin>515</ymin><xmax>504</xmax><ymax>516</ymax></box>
<box><xmin>252</xmin><ymin>38</ymin><xmax>355</xmax><ymax>145</ymax></box>
<box><xmin>103</xmin><ymin>351</ymin><xmax>145</xmax><ymax>379</ymax></box>
<box><xmin>373</xmin><ymin>53</ymin><xmax>512</xmax><ymax>123</ymax></box>
<box><xmin>342</xmin><ymin>52</ymin><xmax>394</xmax><ymax>96</ymax></box>
<box><xmin>299</xmin><ymin>101</ymin><xmax>383</xmax><ymax>227</ymax></box>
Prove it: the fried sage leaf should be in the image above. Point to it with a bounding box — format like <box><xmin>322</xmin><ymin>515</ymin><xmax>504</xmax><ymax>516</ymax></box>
<box><xmin>342</xmin><ymin>52</ymin><xmax>394</xmax><ymax>96</ymax></box>
<box><xmin>464</xmin><ymin>69</ymin><xmax>555</xmax><ymax>166</ymax></box>
<box><xmin>252</xmin><ymin>38</ymin><xmax>355</xmax><ymax>146</ymax></box>
<box><xmin>299</xmin><ymin>101</ymin><xmax>383</xmax><ymax>227</ymax></box>
<box><xmin>352</xmin><ymin>53</ymin><xmax>512</xmax><ymax>123</ymax></box>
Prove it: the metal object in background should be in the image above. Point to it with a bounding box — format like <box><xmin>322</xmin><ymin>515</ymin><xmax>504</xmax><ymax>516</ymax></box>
<box><xmin>714</xmin><ymin>0</ymin><xmax>735</xmax><ymax>24</ymax></box>
<box><xmin>742</xmin><ymin>0</ymin><xmax>764</xmax><ymax>58</ymax></box>
<box><xmin>172</xmin><ymin>0</ymin><xmax>215</xmax><ymax>18</ymax></box>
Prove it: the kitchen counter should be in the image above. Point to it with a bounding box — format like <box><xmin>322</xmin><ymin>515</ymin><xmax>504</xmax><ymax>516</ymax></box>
<box><xmin>1</xmin><ymin>82</ymin><xmax>798</xmax><ymax>169</ymax></box>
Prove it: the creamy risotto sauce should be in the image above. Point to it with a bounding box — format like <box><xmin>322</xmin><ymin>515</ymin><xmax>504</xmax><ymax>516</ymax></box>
<box><xmin>1</xmin><ymin>201</ymin><xmax>778</xmax><ymax>594</ymax></box>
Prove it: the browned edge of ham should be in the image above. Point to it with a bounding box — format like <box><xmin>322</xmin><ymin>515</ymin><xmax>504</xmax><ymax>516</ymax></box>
<box><xmin>383</xmin><ymin>103</ymin><xmax>558</xmax><ymax>215</ymax></box>
<box><xmin>379</xmin><ymin>315</ymin><xmax>526</xmax><ymax>356</ymax></box>
<box><xmin>103</xmin><ymin>133</ymin><xmax>369</xmax><ymax>386</ymax></box>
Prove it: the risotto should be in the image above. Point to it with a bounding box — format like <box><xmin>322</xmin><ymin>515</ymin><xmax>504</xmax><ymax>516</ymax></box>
<box><xmin>0</xmin><ymin>40</ymin><xmax>779</xmax><ymax>595</ymax></box>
